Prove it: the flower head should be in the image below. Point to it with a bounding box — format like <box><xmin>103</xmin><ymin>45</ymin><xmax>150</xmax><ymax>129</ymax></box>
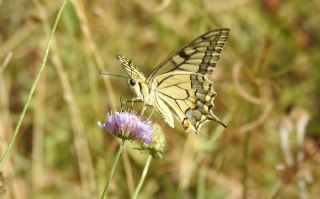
<box><xmin>140</xmin><ymin>123</ymin><xmax>166</xmax><ymax>158</ymax></box>
<box><xmin>98</xmin><ymin>111</ymin><xmax>153</xmax><ymax>143</ymax></box>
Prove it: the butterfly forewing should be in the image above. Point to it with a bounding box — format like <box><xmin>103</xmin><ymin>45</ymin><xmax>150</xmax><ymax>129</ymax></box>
<box><xmin>147</xmin><ymin>28</ymin><xmax>229</xmax><ymax>83</ymax></box>
<box><xmin>117</xmin><ymin>55</ymin><xmax>146</xmax><ymax>81</ymax></box>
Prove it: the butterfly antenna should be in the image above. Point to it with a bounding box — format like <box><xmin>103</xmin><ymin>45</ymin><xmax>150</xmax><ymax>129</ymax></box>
<box><xmin>98</xmin><ymin>69</ymin><xmax>129</xmax><ymax>79</ymax></box>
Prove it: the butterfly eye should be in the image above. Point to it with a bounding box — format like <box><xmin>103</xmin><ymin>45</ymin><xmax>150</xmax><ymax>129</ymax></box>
<box><xmin>129</xmin><ymin>79</ymin><xmax>136</xmax><ymax>86</ymax></box>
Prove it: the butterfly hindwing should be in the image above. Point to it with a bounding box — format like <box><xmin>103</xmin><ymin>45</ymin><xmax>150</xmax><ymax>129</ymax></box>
<box><xmin>151</xmin><ymin>72</ymin><xmax>224</xmax><ymax>132</ymax></box>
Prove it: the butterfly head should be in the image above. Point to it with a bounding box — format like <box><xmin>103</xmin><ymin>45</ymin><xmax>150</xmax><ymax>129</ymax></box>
<box><xmin>116</xmin><ymin>55</ymin><xmax>148</xmax><ymax>99</ymax></box>
<box><xmin>127</xmin><ymin>78</ymin><xmax>141</xmax><ymax>97</ymax></box>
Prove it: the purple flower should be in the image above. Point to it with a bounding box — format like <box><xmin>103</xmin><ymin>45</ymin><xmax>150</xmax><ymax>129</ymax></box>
<box><xmin>98</xmin><ymin>111</ymin><xmax>153</xmax><ymax>143</ymax></box>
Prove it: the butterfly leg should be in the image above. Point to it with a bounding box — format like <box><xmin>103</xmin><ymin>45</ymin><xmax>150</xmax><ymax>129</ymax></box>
<box><xmin>127</xmin><ymin>97</ymin><xmax>148</xmax><ymax>116</ymax></box>
<box><xmin>127</xmin><ymin>97</ymin><xmax>143</xmax><ymax>103</ymax></box>
<box><xmin>120</xmin><ymin>97</ymin><xmax>153</xmax><ymax>117</ymax></box>
<box><xmin>121</xmin><ymin>97</ymin><xmax>143</xmax><ymax>110</ymax></box>
<box><xmin>148</xmin><ymin>107</ymin><xmax>155</xmax><ymax>120</ymax></box>
<box><xmin>120</xmin><ymin>96</ymin><xmax>129</xmax><ymax>111</ymax></box>
<box><xmin>120</xmin><ymin>96</ymin><xmax>142</xmax><ymax>110</ymax></box>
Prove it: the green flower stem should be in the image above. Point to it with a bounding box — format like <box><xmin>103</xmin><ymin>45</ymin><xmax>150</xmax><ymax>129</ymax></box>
<box><xmin>100</xmin><ymin>141</ymin><xmax>125</xmax><ymax>199</ymax></box>
<box><xmin>0</xmin><ymin>0</ymin><xmax>68</xmax><ymax>167</ymax></box>
<box><xmin>132</xmin><ymin>154</ymin><xmax>152</xmax><ymax>199</ymax></box>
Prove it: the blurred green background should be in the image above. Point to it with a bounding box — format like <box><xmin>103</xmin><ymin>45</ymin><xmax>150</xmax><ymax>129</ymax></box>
<box><xmin>0</xmin><ymin>0</ymin><xmax>320</xmax><ymax>198</ymax></box>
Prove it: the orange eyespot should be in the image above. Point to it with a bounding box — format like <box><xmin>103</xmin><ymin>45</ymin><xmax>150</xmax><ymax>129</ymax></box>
<box><xmin>182</xmin><ymin>119</ymin><xmax>190</xmax><ymax>130</ymax></box>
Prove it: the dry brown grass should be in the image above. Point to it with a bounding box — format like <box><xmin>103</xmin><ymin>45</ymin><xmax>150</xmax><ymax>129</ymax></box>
<box><xmin>0</xmin><ymin>0</ymin><xmax>319</xmax><ymax>198</ymax></box>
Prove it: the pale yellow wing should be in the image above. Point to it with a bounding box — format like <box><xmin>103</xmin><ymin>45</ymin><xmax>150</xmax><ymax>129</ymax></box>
<box><xmin>147</xmin><ymin>28</ymin><xmax>229</xmax><ymax>82</ymax></box>
<box><xmin>151</xmin><ymin>72</ymin><xmax>226</xmax><ymax>132</ymax></box>
<box><xmin>147</xmin><ymin>29</ymin><xmax>230</xmax><ymax>131</ymax></box>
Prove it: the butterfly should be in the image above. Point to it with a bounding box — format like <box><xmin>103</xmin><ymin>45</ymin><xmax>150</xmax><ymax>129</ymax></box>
<box><xmin>117</xmin><ymin>28</ymin><xmax>229</xmax><ymax>133</ymax></box>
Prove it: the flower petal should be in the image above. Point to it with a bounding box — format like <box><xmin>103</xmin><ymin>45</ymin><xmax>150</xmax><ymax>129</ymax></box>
<box><xmin>98</xmin><ymin>111</ymin><xmax>153</xmax><ymax>143</ymax></box>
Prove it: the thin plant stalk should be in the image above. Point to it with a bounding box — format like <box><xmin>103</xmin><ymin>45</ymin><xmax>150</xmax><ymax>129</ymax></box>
<box><xmin>122</xmin><ymin>150</ymin><xmax>135</xmax><ymax>198</ymax></box>
<box><xmin>242</xmin><ymin>103</ymin><xmax>253</xmax><ymax>199</ymax></box>
<box><xmin>33</xmin><ymin>0</ymin><xmax>97</xmax><ymax>195</ymax></box>
<box><xmin>197</xmin><ymin>166</ymin><xmax>206</xmax><ymax>199</ymax></box>
<box><xmin>100</xmin><ymin>141</ymin><xmax>125</xmax><ymax>199</ymax></box>
<box><xmin>0</xmin><ymin>0</ymin><xmax>68</xmax><ymax>167</ymax></box>
<box><xmin>242</xmin><ymin>131</ymin><xmax>251</xmax><ymax>199</ymax></box>
<box><xmin>132</xmin><ymin>154</ymin><xmax>152</xmax><ymax>199</ymax></box>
